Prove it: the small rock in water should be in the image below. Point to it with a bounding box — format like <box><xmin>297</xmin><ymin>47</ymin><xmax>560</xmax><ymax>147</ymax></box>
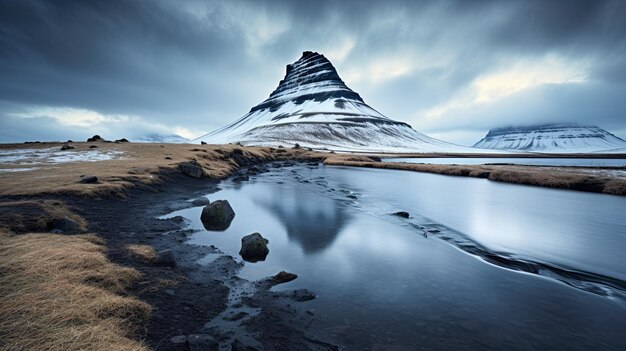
<box><xmin>115</xmin><ymin>138</ymin><xmax>129</xmax><ymax>143</ymax></box>
<box><xmin>79</xmin><ymin>175</ymin><xmax>98</xmax><ymax>184</ymax></box>
<box><xmin>392</xmin><ymin>211</ymin><xmax>410</xmax><ymax>219</ymax></box>
<box><xmin>239</xmin><ymin>232</ymin><xmax>269</xmax><ymax>262</ymax></box>
<box><xmin>272</xmin><ymin>271</ymin><xmax>298</xmax><ymax>285</ymax></box>
<box><xmin>60</xmin><ymin>143</ymin><xmax>74</xmax><ymax>150</ymax></box>
<box><xmin>88</xmin><ymin>145</ymin><xmax>98</xmax><ymax>149</ymax></box>
<box><xmin>187</xmin><ymin>334</ymin><xmax>218</xmax><ymax>351</ymax></box>
<box><xmin>291</xmin><ymin>289</ymin><xmax>316</xmax><ymax>302</ymax></box>
<box><xmin>200</xmin><ymin>200</ymin><xmax>235</xmax><ymax>231</ymax></box>
<box><xmin>191</xmin><ymin>197</ymin><xmax>210</xmax><ymax>206</ymax></box>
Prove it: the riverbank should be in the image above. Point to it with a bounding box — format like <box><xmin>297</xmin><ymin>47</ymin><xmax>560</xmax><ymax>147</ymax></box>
<box><xmin>324</xmin><ymin>155</ymin><xmax>626</xmax><ymax>196</ymax></box>
<box><xmin>0</xmin><ymin>142</ymin><xmax>335</xmax><ymax>350</ymax></box>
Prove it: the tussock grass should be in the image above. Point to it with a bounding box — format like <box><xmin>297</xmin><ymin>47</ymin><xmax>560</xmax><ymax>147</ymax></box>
<box><xmin>125</xmin><ymin>244</ymin><xmax>157</xmax><ymax>263</ymax></box>
<box><xmin>0</xmin><ymin>200</ymin><xmax>87</xmax><ymax>233</ymax></box>
<box><xmin>0</xmin><ymin>230</ymin><xmax>151</xmax><ymax>351</ymax></box>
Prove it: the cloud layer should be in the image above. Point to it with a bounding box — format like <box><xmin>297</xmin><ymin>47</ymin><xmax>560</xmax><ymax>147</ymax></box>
<box><xmin>1</xmin><ymin>0</ymin><xmax>624</xmax><ymax>144</ymax></box>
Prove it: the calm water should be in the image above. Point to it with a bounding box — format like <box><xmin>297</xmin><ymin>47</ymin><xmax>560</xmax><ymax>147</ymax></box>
<box><xmin>167</xmin><ymin>164</ymin><xmax>626</xmax><ymax>350</ymax></box>
<box><xmin>383</xmin><ymin>157</ymin><xmax>626</xmax><ymax>167</ymax></box>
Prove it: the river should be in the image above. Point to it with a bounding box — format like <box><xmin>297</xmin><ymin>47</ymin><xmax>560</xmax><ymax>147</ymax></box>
<box><xmin>167</xmin><ymin>163</ymin><xmax>626</xmax><ymax>350</ymax></box>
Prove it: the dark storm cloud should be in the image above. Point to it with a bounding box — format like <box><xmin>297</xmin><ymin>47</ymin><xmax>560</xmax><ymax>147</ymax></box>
<box><xmin>0</xmin><ymin>0</ymin><xmax>625</xmax><ymax>144</ymax></box>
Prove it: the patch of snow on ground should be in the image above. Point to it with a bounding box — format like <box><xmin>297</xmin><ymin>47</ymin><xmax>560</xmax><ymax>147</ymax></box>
<box><xmin>0</xmin><ymin>167</ymin><xmax>41</xmax><ymax>172</ymax></box>
<box><xmin>0</xmin><ymin>147</ymin><xmax>124</xmax><ymax>166</ymax></box>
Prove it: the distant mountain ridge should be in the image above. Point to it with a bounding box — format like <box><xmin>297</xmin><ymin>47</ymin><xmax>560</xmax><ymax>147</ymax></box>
<box><xmin>195</xmin><ymin>51</ymin><xmax>480</xmax><ymax>153</ymax></box>
<box><xmin>133</xmin><ymin>133</ymin><xmax>188</xmax><ymax>143</ymax></box>
<box><xmin>474</xmin><ymin>123</ymin><xmax>626</xmax><ymax>153</ymax></box>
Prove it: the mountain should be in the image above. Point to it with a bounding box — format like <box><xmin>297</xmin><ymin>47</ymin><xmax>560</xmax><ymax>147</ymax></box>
<box><xmin>132</xmin><ymin>133</ymin><xmax>189</xmax><ymax>143</ymax></box>
<box><xmin>195</xmin><ymin>51</ymin><xmax>476</xmax><ymax>153</ymax></box>
<box><xmin>474</xmin><ymin>123</ymin><xmax>626</xmax><ymax>153</ymax></box>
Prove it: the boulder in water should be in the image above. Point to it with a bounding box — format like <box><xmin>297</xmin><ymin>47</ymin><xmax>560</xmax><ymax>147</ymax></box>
<box><xmin>239</xmin><ymin>232</ymin><xmax>269</xmax><ymax>262</ymax></box>
<box><xmin>200</xmin><ymin>200</ymin><xmax>235</xmax><ymax>230</ymax></box>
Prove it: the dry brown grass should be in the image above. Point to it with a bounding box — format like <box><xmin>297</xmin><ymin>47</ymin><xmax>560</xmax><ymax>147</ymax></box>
<box><xmin>324</xmin><ymin>159</ymin><xmax>626</xmax><ymax>196</ymax></box>
<box><xmin>0</xmin><ymin>142</ymin><xmax>322</xmax><ymax>197</ymax></box>
<box><xmin>0</xmin><ymin>230</ymin><xmax>151</xmax><ymax>351</ymax></box>
<box><xmin>125</xmin><ymin>244</ymin><xmax>157</xmax><ymax>263</ymax></box>
<box><xmin>0</xmin><ymin>200</ymin><xmax>87</xmax><ymax>233</ymax></box>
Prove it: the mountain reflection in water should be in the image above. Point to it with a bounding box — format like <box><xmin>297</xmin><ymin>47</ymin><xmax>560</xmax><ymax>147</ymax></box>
<box><xmin>253</xmin><ymin>186</ymin><xmax>352</xmax><ymax>254</ymax></box>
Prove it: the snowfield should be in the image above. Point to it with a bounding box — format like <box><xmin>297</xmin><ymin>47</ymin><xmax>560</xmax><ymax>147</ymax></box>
<box><xmin>474</xmin><ymin>124</ymin><xmax>626</xmax><ymax>153</ymax></box>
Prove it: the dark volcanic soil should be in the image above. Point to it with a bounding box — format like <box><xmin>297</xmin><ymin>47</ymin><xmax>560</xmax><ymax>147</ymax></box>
<box><xmin>62</xmin><ymin>165</ymin><xmax>338</xmax><ymax>350</ymax></box>
<box><xmin>65</xmin><ymin>170</ymin><xmax>228</xmax><ymax>348</ymax></box>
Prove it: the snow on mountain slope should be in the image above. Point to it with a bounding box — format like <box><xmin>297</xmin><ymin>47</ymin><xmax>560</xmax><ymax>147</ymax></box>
<box><xmin>196</xmin><ymin>51</ymin><xmax>483</xmax><ymax>153</ymax></box>
<box><xmin>132</xmin><ymin>133</ymin><xmax>189</xmax><ymax>143</ymax></box>
<box><xmin>474</xmin><ymin>124</ymin><xmax>626</xmax><ymax>153</ymax></box>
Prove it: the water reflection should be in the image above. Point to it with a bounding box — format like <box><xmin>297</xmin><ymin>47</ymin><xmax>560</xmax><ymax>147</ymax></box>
<box><xmin>167</xmin><ymin>164</ymin><xmax>626</xmax><ymax>350</ymax></box>
<box><xmin>253</xmin><ymin>186</ymin><xmax>352</xmax><ymax>254</ymax></box>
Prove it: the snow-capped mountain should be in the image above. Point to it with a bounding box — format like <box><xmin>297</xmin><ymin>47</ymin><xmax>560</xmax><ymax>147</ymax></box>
<box><xmin>474</xmin><ymin>123</ymin><xmax>626</xmax><ymax>153</ymax></box>
<box><xmin>132</xmin><ymin>133</ymin><xmax>189</xmax><ymax>143</ymax></box>
<box><xmin>195</xmin><ymin>51</ymin><xmax>477</xmax><ymax>153</ymax></box>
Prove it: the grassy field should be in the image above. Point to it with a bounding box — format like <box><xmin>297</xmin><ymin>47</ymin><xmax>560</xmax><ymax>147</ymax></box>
<box><xmin>0</xmin><ymin>142</ymin><xmax>319</xmax><ymax>197</ymax></box>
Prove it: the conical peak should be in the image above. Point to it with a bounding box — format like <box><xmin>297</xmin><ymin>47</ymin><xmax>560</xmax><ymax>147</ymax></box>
<box><xmin>273</xmin><ymin>52</ymin><xmax>344</xmax><ymax>98</ymax></box>
<box><xmin>249</xmin><ymin>51</ymin><xmax>363</xmax><ymax>113</ymax></box>
<box><xmin>284</xmin><ymin>51</ymin><xmax>328</xmax><ymax>76</ymax></box>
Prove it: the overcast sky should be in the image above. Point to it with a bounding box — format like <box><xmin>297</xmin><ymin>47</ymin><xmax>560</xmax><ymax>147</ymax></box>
<box><xmin>1</xmin><ymin>0</ymin><xmax>625</xmax><ymax>145</ymax></box>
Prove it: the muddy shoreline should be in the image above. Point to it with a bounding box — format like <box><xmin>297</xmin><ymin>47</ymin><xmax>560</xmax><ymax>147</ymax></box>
<box><xmin>63</xmin><ymin>163</ymin><xmax>338</xmax><ymax>350</ymax></box>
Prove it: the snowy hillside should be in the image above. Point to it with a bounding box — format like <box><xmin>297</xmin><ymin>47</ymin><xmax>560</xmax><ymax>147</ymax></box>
<box><xmin>195</xmin><ymin>51</ymin><xmax>481</xmax><ymax>153</ymax></box>
<box><xmin>132</xmin><ymin>133</ymin><xmax>189</xmax><ymax>143</ymax></box>
<box><xmin>474</xmin><ymin>124</ymin><xmax>626</xmax><ymax>153</ymax></box>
